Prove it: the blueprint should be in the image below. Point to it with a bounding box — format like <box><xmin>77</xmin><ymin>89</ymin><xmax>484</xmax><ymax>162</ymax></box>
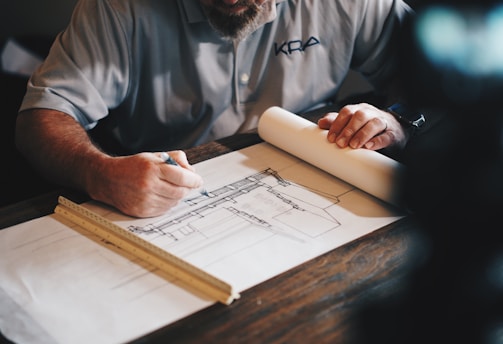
<box><xmin>100</xmin><ymin>141</ymin><xmax>404</xmax><ymax>291</ymax></box>
<box><xmin>128</xmin><ymin>167</ymin><xmax>340</xmax><ymax>259</ymax></box>
<box><xmin>0</xmin><ymin>141</ymin><xmax>404</xmax><ymax>344</ymax></box>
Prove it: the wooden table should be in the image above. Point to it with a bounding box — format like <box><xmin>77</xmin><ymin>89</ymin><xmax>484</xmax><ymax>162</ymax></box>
<box><xmin>0</xmin><ymin>131</ymin><xmax>422</xmax><ymax>343</ymax></box>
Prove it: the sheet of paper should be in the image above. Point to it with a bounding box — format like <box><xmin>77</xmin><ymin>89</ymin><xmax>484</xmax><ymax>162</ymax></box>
<box><xmin>0</xmin><ymin>142</ymin><xmax>404</xmax><ymax>344</ymax></box>
<box><xmin>258</xmin><ymin>106</ymin><xmax>405</xmax><ymax>206</ymax></box>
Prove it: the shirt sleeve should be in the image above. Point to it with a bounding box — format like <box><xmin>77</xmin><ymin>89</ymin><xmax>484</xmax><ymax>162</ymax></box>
<box><xmin>350</xmin><ymin>0</ymin><xmax>412</xmax><ymax>90</ymax></box>
<box><xmin>19</xmin><ymin>0</ymin><xmax>131</xmax><ymax>130</ymax></box>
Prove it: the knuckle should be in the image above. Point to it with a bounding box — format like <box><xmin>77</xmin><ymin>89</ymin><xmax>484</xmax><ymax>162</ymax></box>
<box><xmin>370</xmin><ymin>117</ymin><xmax>384</xmax><ymax>126</ymax></box>
<box><xmin>342</xmin><ymin>127</ymin><xmax>356</xmax><ymax>136</ymax></box>
<box><xmin>352</xmin><ymin>109</ymin><xmax>366</xmax><ymax>119</ymax></box>
<box><xmin>386</xmin><ymin>130</ymin><xmax>397</xmax><ymax>142</ymax></box>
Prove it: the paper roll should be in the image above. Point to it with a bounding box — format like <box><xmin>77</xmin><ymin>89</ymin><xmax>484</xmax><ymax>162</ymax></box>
<box><xmin>257</xmin><ymin>106</ymin><xmax>405</xmax><ymax>206</ymax></box>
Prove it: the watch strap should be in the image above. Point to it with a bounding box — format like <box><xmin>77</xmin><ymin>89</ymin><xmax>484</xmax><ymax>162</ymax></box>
<box><xmin>387</xmin><ymin>103</ymin><xmax>426</xmax><ymax>129</ymax></box>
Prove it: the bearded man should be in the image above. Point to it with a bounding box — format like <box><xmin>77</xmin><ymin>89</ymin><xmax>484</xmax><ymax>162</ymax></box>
<box><xmin>16</xmin><ymin>0</ymin><xmax>413</xmax><ymax>217</ymax></box>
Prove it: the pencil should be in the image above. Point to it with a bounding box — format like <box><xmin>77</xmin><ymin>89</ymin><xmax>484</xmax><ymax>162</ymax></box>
<box><xmin>161</xmin><ymin>152</ymin><xmax>209</xmax><ymax>196</ymax></box>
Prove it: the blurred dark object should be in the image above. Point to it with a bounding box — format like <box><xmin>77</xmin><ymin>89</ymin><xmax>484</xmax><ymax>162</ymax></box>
<box><xmin>0</xmin><ymin>35</ymin><xmax>57</xmax><ymax>207</ymax></box>
<box><xmin>401</xmin><ymin>1</ymin><xmax>503</xmax><ymax>229</ymax></box>
<box><xmin>403</xmin><ymin>0</ymin><xmax>503</xmax><ymax>111</ymax></box>
<box><xmin>354</xmin><ymin>2</ymin><xmax>503</xmax><ymax>343</ymax></box>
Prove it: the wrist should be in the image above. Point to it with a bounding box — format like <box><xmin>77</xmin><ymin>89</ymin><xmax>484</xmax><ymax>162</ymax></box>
<box><xmin>386</xmin><ymin>103</ymin><xmax>426</xmax><ymax>135</ymax></box>
<box><xmin>82</xmin><ymin>153</ymin><xmax>115</xmax><ymax>201</ymax></box>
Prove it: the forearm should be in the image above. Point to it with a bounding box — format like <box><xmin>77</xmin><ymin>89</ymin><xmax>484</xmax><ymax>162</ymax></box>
<box><xmin>15</xmin><ymin>109</ymin><xmax>110</xmax><ymax>194</ymax></box>
<box><xmin>15</xmin><ymin>109</ymin><xmax>205</xmax><ymax>217</ymax></box>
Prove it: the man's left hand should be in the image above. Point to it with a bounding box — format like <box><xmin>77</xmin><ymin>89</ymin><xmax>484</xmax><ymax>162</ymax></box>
<box><xmin>317</xmin><ymin>103</ymin><xmax>407</xmax><ymax>150</ymax></box>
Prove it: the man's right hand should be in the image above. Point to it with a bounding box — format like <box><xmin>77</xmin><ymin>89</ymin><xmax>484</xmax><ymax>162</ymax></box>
<box><xmin>87</xmin><ymin>150</ymin><xmax>204</xmax><ymax>217</ymax></box>
<box><xmin>16</xmin><ymin>109</ymin><xmax>203</xmax><ymax>218</ymax></box>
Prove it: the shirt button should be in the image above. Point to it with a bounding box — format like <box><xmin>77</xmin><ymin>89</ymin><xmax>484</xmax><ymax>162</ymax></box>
<box><xmin>239</xmin><ymin>73</ymin><xmax>250</xmax><ymax>85</ymax></box>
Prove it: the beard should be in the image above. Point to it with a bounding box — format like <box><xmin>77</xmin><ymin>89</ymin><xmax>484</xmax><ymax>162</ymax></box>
<box><xmin>201</xmin><ymin>1</ymin><xmax>263</xmax><ymax>42</ymax></box>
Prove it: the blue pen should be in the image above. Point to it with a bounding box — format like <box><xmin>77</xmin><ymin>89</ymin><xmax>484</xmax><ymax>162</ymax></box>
<box><xmin>160</xmin><ymin>152</ymin><xmax>209</xmax><ymax>196</ymax></box>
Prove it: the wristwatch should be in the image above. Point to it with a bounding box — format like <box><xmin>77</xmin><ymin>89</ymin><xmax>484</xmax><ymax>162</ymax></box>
<box><xmin>386</xmin><ymin>103</ymin><xmax>426</xmax><ymax>129</ymax></box>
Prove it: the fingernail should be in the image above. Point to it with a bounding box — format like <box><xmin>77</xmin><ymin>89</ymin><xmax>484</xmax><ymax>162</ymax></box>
<box><xmin>336</xmin><ymin>137</ymin><xmax>346</xmax><ymax>147</ymax></box>
<box><xmin>328</xmin><ymin>133</ymin><xmax>336</xmax><ymax>142</ymax></box>
<box><xmin>365</xmin><ymin>141</ymin><xmax>374</xmax><ymax>149</ymax></box>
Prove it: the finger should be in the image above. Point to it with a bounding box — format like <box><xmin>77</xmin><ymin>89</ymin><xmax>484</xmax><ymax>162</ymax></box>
<box><xmin>317</xmin><ymin>112</ymin><xmax>338</xmax><ymax>129</ymax></box>
<box><xmin>327</xmin><ymin>108</ymin><xmax>354</xmax><ymax>143</ymax></box>
<box><xmin>161</xmin><ymin>150</ymin><xmax>190</xmax><ymax>167</ymax></box>
<box><xmin>159</xmin><ymin>162</ymin><xmax>204</xmax><ymax>190</ymax></box>
<box><xmin>159</xmin><ymin>150</ymin><xmax>198</xmax><ymax>174</ymax></box>
<box><xmin>168</xmin><ymin>150</ymin><xmax>188</xmax><ymax>164</ymax></box>
<box><xmin>364</xmin><ymin>130</ymin><xmax>394</xmax><ymax>150</ymax></box>
<box><xmin>332</xmin><ymin>107</ymin><xmax>370</xmax><ymax>148</ymax></box>
<box><xmin>380</xmin><ymin>120</ymin><xmax>388</xmax><ymax>134</ymax></box>
<box><xmin>347</xmin><ymin>116</ymin><xmax>388</xmax><ymax>149</ymax></box>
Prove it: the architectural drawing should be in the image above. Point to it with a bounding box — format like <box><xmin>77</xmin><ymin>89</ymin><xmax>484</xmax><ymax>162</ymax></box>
<box><xmin>127</xmin><ymin>167</ymin><xmax>343</xmax><ymax>260</ymax></box>
<box><xmin>0</xmin><ymin>141</ymin><xmax>403</xmax><ymax>344</ymax></box>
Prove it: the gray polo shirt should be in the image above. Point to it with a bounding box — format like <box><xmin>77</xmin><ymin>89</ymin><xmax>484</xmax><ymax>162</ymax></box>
<box><xmin>20</xmin><ymin>0</ymin><xmax>411</xmax><ymax>153</ymax></box>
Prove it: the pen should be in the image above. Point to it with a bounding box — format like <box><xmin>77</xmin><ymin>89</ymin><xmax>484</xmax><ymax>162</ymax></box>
<box><xmin>160</xmin><ymin>152</ymin><xmax>209</xmax><ymax>196</ymax></box>
<box><xmin>161</xmin><ymin>152</ymin><xmax>180</xmax><ymax>166</ymax></box>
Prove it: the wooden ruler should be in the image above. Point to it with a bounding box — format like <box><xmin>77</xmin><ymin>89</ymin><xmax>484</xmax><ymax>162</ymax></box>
<box><xmin>54</xmin><ymin>196</ymin><xmax>240</xmax><ymax>305</ymax></box>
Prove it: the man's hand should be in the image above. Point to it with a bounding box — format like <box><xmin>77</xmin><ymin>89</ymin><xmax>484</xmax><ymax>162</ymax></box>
<box><xmin>87</xmin><ymin>150</ymin><xmax>204</xmax><ymax>218</ymax></box>
<box><xmin>317</xmin><ymin>103</ymin><xmax>407</xmax><ymax>150</ymax></box>
<box><xmin>16</xmin><ymin>109</ymin><xmax>203</xmax><ymax>218</ymax></box>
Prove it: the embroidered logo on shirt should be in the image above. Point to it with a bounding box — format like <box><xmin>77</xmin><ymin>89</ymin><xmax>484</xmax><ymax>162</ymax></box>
<box><xmin>274</xmin><ymin>36</ymin><xmax>320</xmax><ymax>56</ymax></box>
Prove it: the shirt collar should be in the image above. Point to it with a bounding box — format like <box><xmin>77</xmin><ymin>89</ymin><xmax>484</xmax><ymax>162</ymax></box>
<box><xmin>179</xmin><ymin>0</ymin><xmax>287</xmax><ymax>24</ymax></box>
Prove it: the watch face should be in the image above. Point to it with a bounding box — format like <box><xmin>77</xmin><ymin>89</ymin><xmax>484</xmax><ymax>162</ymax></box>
<box><xmin>388</xmin><ymin>103</ymin><xmax>426</xmax><ymax>128</ymax></box>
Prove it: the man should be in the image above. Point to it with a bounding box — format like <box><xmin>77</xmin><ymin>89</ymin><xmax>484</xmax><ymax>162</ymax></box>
<box><xmin>16</xmin><ymin>0</ymin><xmax>413</xmax><ymax>217</ymax></box>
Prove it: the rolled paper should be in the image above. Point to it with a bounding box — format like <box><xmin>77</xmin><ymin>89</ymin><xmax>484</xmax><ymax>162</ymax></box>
<box><xmin>257</xmin><ymin>106</ymin><xmax>405</xmax><ymax>207</ymax></box>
